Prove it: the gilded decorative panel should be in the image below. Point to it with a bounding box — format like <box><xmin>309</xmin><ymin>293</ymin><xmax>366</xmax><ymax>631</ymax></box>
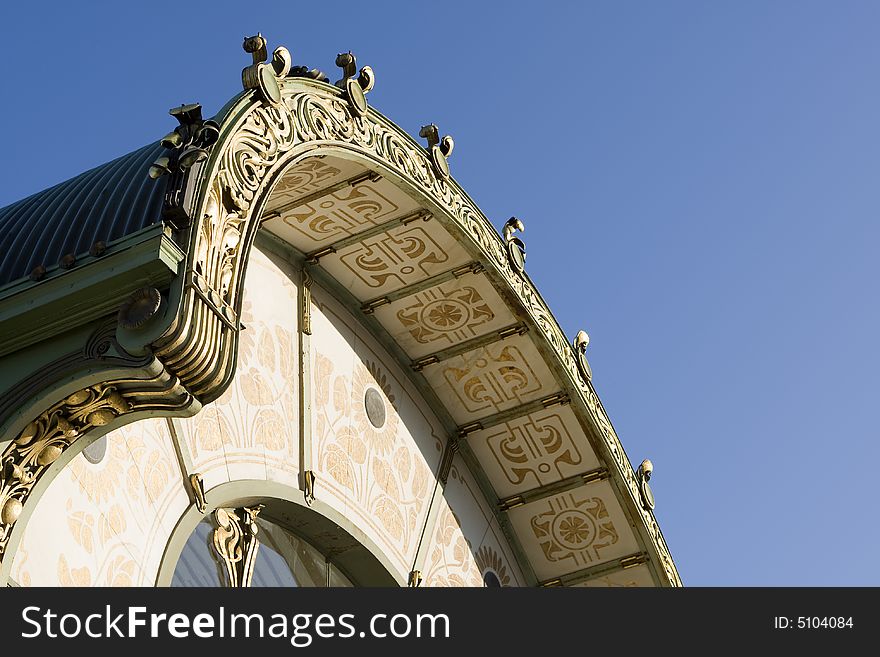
<box><xmin>264</xmin><ymin>156</ymin><xmax>364</xmax><ymax>215</ymax></box>
<box><xmin>466</xmin><ymin>405</ymin><xmax>601</xmax><ymax>498</ymax></box>
<box><xmin>269</xmin><ymin>173</ymin><xmax>421</xmax><ymax>252</ymax></box>
<box><xmin>309</xmin><ymin>287</ymin><xmax>445</xmax><ymax>577</ymax></box>
<box><xmin>506</xmin><ymin>480</ymin><xmax>641</xmax><ymax>581</ymax></box>
<box><xmin>371</xmin><ymin>271</ymin><xmax>517</xmax><ymax>359</ymax></box>
<box><xmin>421</xmin><ymin>334</ymin><xmax>558</xmax><ymax>423</ymax></box>
<box><xmin>319</xmin><ymin>219</ymin><xmax>471</xmax><ymax>300</ymax></box>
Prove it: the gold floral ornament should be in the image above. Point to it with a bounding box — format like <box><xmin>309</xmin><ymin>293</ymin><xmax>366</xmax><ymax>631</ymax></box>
<box><xmin>530</xmin><ymin>494</ymin><xmax>619</xmax><ymax>568</ymax></box>
<box><xmin>426</xmin><ymin>302</ymin><xmax>464</xmax><ymax>328</ymax></box>
<box><xmin>210</xmin><ymin>505</ymin><xmax>264</xmax><ymax>587</ymax></box>
<box><xmin>0</xmin><ymin>385</ymin><xmax>131</xmax><ymax>555</ymax></box>
<box><xmin>351</xmin><ymin>361</ymin><xmax>399</xmax><ymax>455</ymax></box>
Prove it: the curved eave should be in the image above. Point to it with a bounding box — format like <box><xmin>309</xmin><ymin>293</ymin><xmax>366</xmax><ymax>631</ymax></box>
<box><xmin>0</xmin><ymin>67</ymin><xmax>680</xmax><ymax>588</ymax></box>
<box><xmin>189</xmin><ymin>75</ymin><xmax>681</xmax><ymax>586</ymax></box>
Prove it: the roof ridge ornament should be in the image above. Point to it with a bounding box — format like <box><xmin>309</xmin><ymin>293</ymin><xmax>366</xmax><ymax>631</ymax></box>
<box><xmin>503</xmin><ymin>217</ymin><xmax>526</xmax><ymax>276</ymax></box>
<box><xmin>574</xmin><ymin>330</ymin><xmax>592</xmax><ymax>382</ymax></box>
<box><xmin>637</xmin><ymin>459</ymin><xmax>655</xmax><ymax>511</ymax></box>
<box><xmin>419</xmin><ymin>124</ymin><xmax>454</xmax><ymax>180</ymax></box>
<box><xmin>148</xmin><ymin>103</ymin><xmax>220</xmax><ymax>179</ymax></box>
<box><xmin>241</xmin><ymin>34</ymin><xmax>291</xmax><ymax>105</ymax></box>
<box><xmin>334</xmin><ymin>52</ymin><xmax>375</xmax><ymax>117</ymax></box>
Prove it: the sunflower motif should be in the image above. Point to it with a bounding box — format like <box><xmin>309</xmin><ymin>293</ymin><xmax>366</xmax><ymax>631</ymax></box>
<box><xmin>556</xmin><ymin>513</ymin><xmax>595</xmax><ymax>547</ymax></box>
<box><xmin>351</xmin><ymin>360</ymin><xmax>399</xmax><ymax>455</ymax></box>
<box><xmin>426</xmin><ymin>302</ymin><xmax>464</xmax><ymax>328</ymax></box>
<box><xmin>475</xmin><ymin>545</ymin><xmax>511</xmax><ymax>586</ymax></box>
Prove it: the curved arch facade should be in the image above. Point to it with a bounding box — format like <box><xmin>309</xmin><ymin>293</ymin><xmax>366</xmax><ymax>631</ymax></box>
<box><xmin>0</xmin><ymin>37</ymin><xmax>679</xmax><ymax>587</ymax></box>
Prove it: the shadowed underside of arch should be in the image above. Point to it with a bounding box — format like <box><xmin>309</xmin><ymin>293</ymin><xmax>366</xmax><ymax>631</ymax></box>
<box><xmin>0</xmin><ymin>38</ymin><xmax>680</xmax><ymax>587</ymax></box>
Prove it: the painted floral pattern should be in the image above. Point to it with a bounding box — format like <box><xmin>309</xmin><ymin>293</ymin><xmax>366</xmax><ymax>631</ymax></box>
<box><xmin>312</xmin><ymin>342</ymin><xmax>436</xmax><ymax>574</ymax></box>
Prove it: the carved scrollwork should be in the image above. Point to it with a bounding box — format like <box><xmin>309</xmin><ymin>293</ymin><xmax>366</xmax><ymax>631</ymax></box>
<box><xmin>0</xmin><ymin>53</ymin><xmax>680</xmax><ymax>584</ymax></box>
<box><xmin>189</xmin><ymin>473</ymin><xmax>208</xmax><ymax>513</ymax></box>
<box><xmin>0</xmin><ymin>375</ymin><xmax>194</xmax><ymax>559</ymax></box>
<box><xmin>210</xmin><ymin>505</ymin><xmax>263</xmax><ymax>587</ymax></box>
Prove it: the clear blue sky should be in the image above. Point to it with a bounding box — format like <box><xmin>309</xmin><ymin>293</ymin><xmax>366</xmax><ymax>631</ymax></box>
<box><xmin>2</xmin><ymin>2</ymin><xmax>878</xmax><ymax>585</ymax></box>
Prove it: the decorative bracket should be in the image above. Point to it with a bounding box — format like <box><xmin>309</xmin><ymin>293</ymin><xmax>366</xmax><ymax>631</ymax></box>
<box><xmin>301</xmin><ymin>268</ymin><xmax>313</xmax><ymax>336</ymax></box>
<box><xmin>189</xmin><ymin>473</ymin><xmax>207</xmax><ymax>513</ymax></box>
<box><xmin>210</xmin><ymin>505</ymin><xmax>264</xmax><ymax>587</ymax></box>
<box><xmin>241</xmin><ymin>34</ymin><xmax>291</xmax><ymax>105</ymax></box>
<box><xmin>437</xmin><ymin>436</ymin><xmax>460</xmax><ymax>485</ymax></box>
<box><xmin>636</xmin><ymin>459</ymin><xmax>655</xmax><ymax>511</ymax></box>
<box><xmin>419</xmin><ymin>124</ymin><xmax>454</xmax><ymax>180</ymax></box>
<box><xmin>503</xmin><ymin>217</ymin><xmax>526</xmax><ymax>276</ymax></box>
<box><xmin>302</xmin><ymin>469</ymin><xmax>316</xmax><ymax>506</ymax></box>
<box><xmin>334</xmin><ymin>52</ymin><xmax>374</xmax><ymax>117</ymax></box>
<box><xmin>574</xmin><ymin>330</ymin><xmax>592</xmax><ymax>382</ymax></box>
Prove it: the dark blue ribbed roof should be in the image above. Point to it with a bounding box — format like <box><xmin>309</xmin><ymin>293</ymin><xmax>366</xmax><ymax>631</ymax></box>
<box><xmin>0</xmin><ymin>143</ymin><xmax>168</xmax><ymax>287</ymax></box>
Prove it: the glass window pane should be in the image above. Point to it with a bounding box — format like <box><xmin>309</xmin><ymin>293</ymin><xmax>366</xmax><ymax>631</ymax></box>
<box><xmin>171</xmin><ymin>520</ymin><xmax>222</xmax><ymax>587</ymax></box>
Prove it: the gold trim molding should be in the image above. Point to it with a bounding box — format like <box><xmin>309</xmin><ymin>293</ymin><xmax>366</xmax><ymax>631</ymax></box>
<box><xmin>0</xmin><ymin>369</ymin><xmax>194</xmax><ymax>561</ymax></box>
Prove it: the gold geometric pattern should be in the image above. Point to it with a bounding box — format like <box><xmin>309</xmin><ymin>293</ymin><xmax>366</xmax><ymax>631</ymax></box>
<box><xmin>338</xmin><ymin>224</ymin><xmax>451</xmax><ymax>291</ymax></box>
<box><xmin>441</xmin><ymin>344</ymin><xmax>543</xmax><ymax>416</ymax></box>
<box><xmin>281</xmin><ymin>181</ymin><xmax>403</xmax><ymax>244</ymax></box>
<box><xmin>396</xmin><ymin>284</ymin><xmax>494</xmax><ymax>347</ymax></box>
<box><xmin>484</xmin><ymin>412</ymin><xmax>583</xmax><ymax>489</ymax></box>
<box><xmin>529</xmin><ymin>493</ymin><xmax>618</xmax><ymax>570</ymax></box>
<box><xmin>272</xmin><ymin>158</ymin><xmax>344</xmax><ymax>200</ymax></box>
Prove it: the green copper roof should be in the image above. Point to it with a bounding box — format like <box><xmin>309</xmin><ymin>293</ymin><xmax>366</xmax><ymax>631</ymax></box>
<box><xmin>0</xmin><ymin>143</ymin><xmax>167</xmax><ymax>288</ymax></box>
